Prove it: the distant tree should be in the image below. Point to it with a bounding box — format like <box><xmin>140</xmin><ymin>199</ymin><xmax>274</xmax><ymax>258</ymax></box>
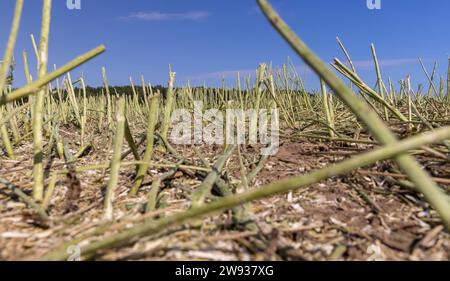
<box><xmin>80</xmin><ymin>84</ymin><xmax>166</xmax><ymax>98</ymax></box>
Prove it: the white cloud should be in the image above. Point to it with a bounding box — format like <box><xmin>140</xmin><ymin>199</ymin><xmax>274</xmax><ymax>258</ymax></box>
<box><xmin>188</xmin><ymin>69</ymin><xmax>255</xmax><ymax>80</ymax></box>
<box><xmin>186</xmin><ymin>58</ymin><xmax>417</xmax><ymax>83</ymax></box>
<box><xmin>119</xmin><ymin>11</ymin><xmax>210</xmax><ymax>22</ymax></box>
<box><xmin>186</xmin><ymin>64</ymin><xmax>315</xmax><ymax>83</ymax></box>
<box><xmin>348</xmin><ymin>58</ymin><xmax>418</xmax><ymax>70</ymax></box>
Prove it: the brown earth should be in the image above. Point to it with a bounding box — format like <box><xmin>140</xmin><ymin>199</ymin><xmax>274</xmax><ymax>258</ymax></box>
<box><xmin>0</xmin><ymin>126</ymin><xmax>449</xmax><ymax>261</ymax></box>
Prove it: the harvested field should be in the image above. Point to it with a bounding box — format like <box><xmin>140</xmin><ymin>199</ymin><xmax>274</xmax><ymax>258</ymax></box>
<box><xmin>0</xmin><ymin>0</ymin><xmax>449</xmax><ymax>261</ymax></box>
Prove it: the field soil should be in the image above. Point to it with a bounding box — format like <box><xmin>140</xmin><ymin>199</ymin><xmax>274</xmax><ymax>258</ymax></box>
<box><xmin>0</xmin><ymin>124</ymin><xmax>449</xmax><ymax>261</ymax></box>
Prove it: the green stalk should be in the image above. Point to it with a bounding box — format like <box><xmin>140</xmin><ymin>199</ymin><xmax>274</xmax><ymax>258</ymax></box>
<box><xmin>234</xmin><ymin>144</ymin><xmax>256</xmax><ymax>229</ymax></box>
<box><xmin>0</xmin><ymin>45</ymin><xmax>106</xmax><ymax>106</ymax></box>
<box><xmin>129</xmin><ymin>94</ymin><xmax>159</xmax><ymax>197</ymax></box>
<box><xmin>30</xmin><ymin>34</ymin><xmax>40</xmax><ymax>67</ymax></box>
<box><xmin>237</xmin><ymin>72</ymin><xmax>244</xmax><ymax>110</ymax></box>
<box><xmin>102</xmin><ymin>67</ymin><xmax>112</xmax><ymax>129</ymax></box>
<box><xmin>80</xmin><ymin>78</ymin><xmax>87</xmax><ymax>148</ymax></box>
<box><xmin>104</xmin><ymin>97</ymin><xmax>126</xmax><ymax>220</ymax></box>
<box><xmin>32</xmin><ymin>0</ymin><xmax>52</xmax><ymax>201</ymax></box>
<box><xmin>332</xmin><ymin>59</ymin><xmax>407</xmax><ymax>122</ymax></box>
<box><xmin>321</xmin><ymin>79</ymin><xmax>334</xmax><ymax>138</ymax></box>
<box><xmin>66</xmin><ymin>73</ymin><xmax>82</xmax><ymax>126</ymax></box>
<box><xmin>191</xmin><ymin>145</ymin><xmax>236</xmax><ymax>209</ymax></box>
<box><xmin>146</xmin><ymin>160</ymin><xmax>183</xmax><ymax>214</ymax></box>
<box><xmin>336</xmin><ymin>37</ymin><xmax>356</xmax><ymax>73</ymax></box>
<box><xmin>124</xmin><ymin>119</ymin><xmax>140</xmax><ymax>162</ymax></box>
<box><xmin>129</xmin><ymin>77</ymin><xmax>139</xmax><ymax>108</ymax></box>
<box><xmin>7</xmin><ymin>103</ymin><xmax>20</xmax><ymax>143</ymax></box>
<box><xmin>22</xmin><ymin>50</ymin><xmax>32</xmax><ymax>84</ymax></box>
<box><xmin>141</xmin><ymin>75</ymin><xmax>150</xmax><ymax>110</ymax></box>
<box><xmin>0</xmin><ymin>112</ymin><xmax>16</xmax><ymax>159</ymax></box>
<box><xmin>21</xmin><ymin>50</ymin><xmax>34</xmax><ymax>128</ymax></box>
<box><xmin>160</xmin><ymin>70</ymin><xmax>176</xmax><ymax>142</ymax></box>
<box><xmin>253</xmin><ymin>64</ymin><xmax>266</xmax><ymax>133</ymax></box>
<box><xmin>407</xmin><ymin>76</ymin><xmax>413</xmax><ymax>131</ymax></box>
<box><xmin>419</xmin><ymin>58</ymin><xmax>439</xmax><ymax>97</ymax></box>
<box><xmin>371</xmin><ymin>44</ymin><xmax>389</xmax><ymax>120</ymax></box>
<box><xmin>0</xmin><ymin>0</ymin><xmax>24</xmax><ymax>92</ymax></box>
<box><xmin>427</xmin><ymin>62</ymin><xmax>437</xmax><ymax>98</ymax></box>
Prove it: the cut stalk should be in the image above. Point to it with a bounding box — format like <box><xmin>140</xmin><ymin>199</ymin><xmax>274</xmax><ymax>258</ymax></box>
<box><xmin>0</xmin><ymin>113</ymin><xmax>16</xmax><ymax>159</ymax></box>
<box><xmin>104</xmin><ymin>97</ymin><xmax>126</xmax><ymax>220</ymax></box>
<box><xmin>102</xmin><ymin>67</ymin><xmax>112</xmax><ymax>129</ymax></box>
<box><xmin>371</xmin><ymin>43</ymin><xmax>389</xmax><ymax>120</ymax></box>
<box><xmin>419</xmin><ymin>58</ymin><xmax>439</xmax><ymax>97</ymax></box>
<box><xmin>191</xmin><ymin>145</ymin><xmax>236</xmax><ymax>209</ymax></box>
<box><xmin>129</xmin><ymin>94</ymin><xmax>159</xmax><ymax>197</ymax></box>
<box><xmin>321</xmin><ymin>79</ymin><xmax>334</xmax><ymax>138</ymax></box>
<box><xmin>32</xmin><ymin>0</ymin><xmax>52</xmax><ymax>202</ymax></box>
<box><xmin>160</xmin><ymin>70</ymin><xmax>176</xmax><ymax>142</ymax></box>
<box><xmin>407</xmin><ymin>76</ymin><xmax>413</xmax><ymax>131</ymax></box>
<box><xmin>124</xmin><ymin>119</ymin><xmax>140</xmax><ymax>162</ymax></box>
<box><xmin>80</xmin><ymin>78</ymin><xmax>87</xmax><ymax>148</ymax></box>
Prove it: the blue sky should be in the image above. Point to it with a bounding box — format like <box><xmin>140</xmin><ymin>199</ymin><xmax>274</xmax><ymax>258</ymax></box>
<box><xmin>1</xmin><ymin>0</ymin><xmax>449</xmax><ymax>90</ymax></box>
